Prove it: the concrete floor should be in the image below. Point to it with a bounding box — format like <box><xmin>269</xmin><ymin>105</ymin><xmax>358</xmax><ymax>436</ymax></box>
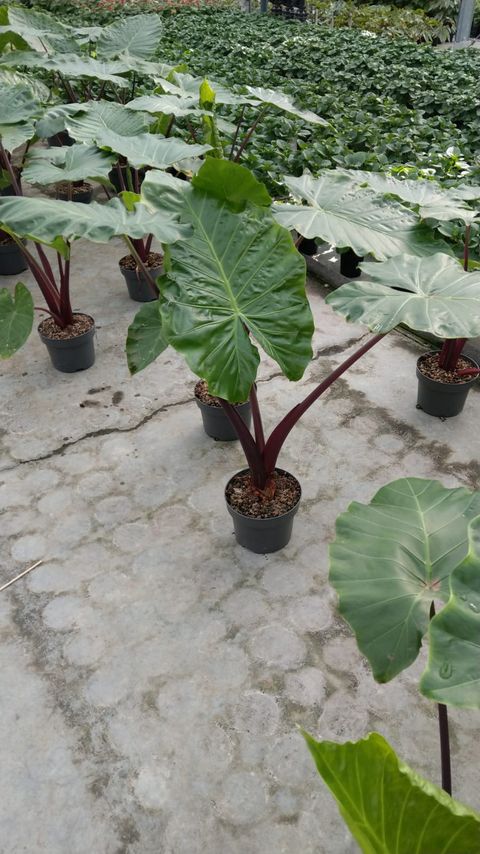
<box><xmin>1</xmin><ymin>238</ymin><xmax>480</xmax><ymax>854</ymax></box>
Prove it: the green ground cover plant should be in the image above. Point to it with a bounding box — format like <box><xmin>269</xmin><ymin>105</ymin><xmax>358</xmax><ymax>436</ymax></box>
<box><xmin>157</xmin><ymin>10</ymin><xmax>480</xmax><ymax>190</ymax></box>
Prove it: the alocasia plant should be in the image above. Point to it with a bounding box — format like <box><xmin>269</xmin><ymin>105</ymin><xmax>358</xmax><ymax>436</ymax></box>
<box><xmin>303</xmin><ymin>731</ymin><xmax>480</xmax><ymax>854</ymax></box>
<box><xmin>329</xmin><ymin>477</ymin><xmax>480</xmax><ymax>795</ymax></box>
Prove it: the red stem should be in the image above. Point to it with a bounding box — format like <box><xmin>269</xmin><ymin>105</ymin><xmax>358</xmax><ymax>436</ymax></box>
<box><xmin>249</xmin><ymin>383</ymin><xmax>265</xmax><ymax>454</ymax></box>
<box><xmin>11</xmin><ymin>237</ymin><xmax>61</xmax><ymax>318</ymax></box>
<box><xmin>218</xmin><ymin>398</ymin><xmax>266</xmax><ymax>488</ymax></box>
<box><xmin>59</xmin><ymin>248</ymin><xmax>73</xmax><ymax>327</ymax></box>
<box><xmin>262</xmin><ymin>333</ymin><xmax>385</xmax><ymax>474</ymax></box>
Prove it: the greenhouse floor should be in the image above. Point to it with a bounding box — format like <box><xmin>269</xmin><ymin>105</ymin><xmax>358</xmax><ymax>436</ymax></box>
<box><xmin>1</xmin><ymin>239</ymin><xmax>480</xmax><ymax>854</ymax></box>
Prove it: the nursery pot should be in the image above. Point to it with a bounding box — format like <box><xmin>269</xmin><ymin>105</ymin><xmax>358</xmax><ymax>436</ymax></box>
<box><xmin>416</xmin><ymin>352</ymin><xmax>479</xmax><ymax>418</ymax></box>
<box><xmin>0</xmin><ymin>238</ymin><xmax>27</xmax><ymax>275</ymax></box>
<box><xmin>194</xmin><ymin>384</ymin><xmax>252</xmax><ymax>441</ymax></box>
<box><xmin>298</xmin><ymin>237</ymin><xmax>318</xmax><ymax>256</ymax></box>
<box><xmin>339</xmin><ymin>248</ymin><xmax>363</xmax><ymax>278</ymax></box>
<box><xmin>225</xmin><ymin>468</ymin><xmax>301</xmax><ymax>554</ymax></box>
<box><xmin>56</xmin><ymin>182</ymin><xmax>93</xmax><ymax>204</ymax></box>
<box><xmin>119</xmin><ymin>256</ymin><xmax>162</xmax><ymax>302</ymax></box>
<box><xmin>47</xmin><ymin>131</ymin><xmax>75</xmax><ymax>147</ymax></box>
<box><xmin>38</xmin><ymin>314</ymin><xmax>95</xmax><ymax>373</ymax></box>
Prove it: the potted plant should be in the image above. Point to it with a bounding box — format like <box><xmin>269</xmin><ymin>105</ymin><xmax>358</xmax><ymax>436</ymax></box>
<box><xmin>126</xmin><ymin>160</ymin><xmax>387</xmax><ymax>553</ymax></box>
<box><xmin>0</xmin><ymin>191</ymin><xmax>189</xmax><ymax>368</ymax></box>
<box><xmin>326</xmin><ymin>252</ymin><xmax>480</xmax><ymax>417</ymax></box>
<box><xmin>22</xmin><ymin>143</ymin><xmax>116</xmax><ymax>205</ymax></box>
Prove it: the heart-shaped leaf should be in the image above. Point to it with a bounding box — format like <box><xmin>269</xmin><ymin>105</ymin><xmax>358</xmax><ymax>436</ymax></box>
<box><xmin>95</xmin><ymin>130</ymin><xmax>211</xmax><ymax>170</ymax></box>
<box><xmin>126</xmin><ymin>300</ymin><xmax>168</xmax><ymax>375</ymax></box>
<box><xmin>329</xmin><ymin>477</ymin><xmax>480</xmax><ymax>682</ymax></box>
<box><xmin>304</xmin><ymin>731</ymin><xmax>480</xmax><ymax>854</ymax></box>
<box><xmin>0</xmin><ymin>194</ymin><xmax>190</xmax><ymax>248</ymax></box>
<box><xmin>245</xmin><ymin>86</ymin><xmax>328</xmax><ymax>125</ymax></box>
<box><xmin>420</xmin><ymin>516</ymin><xmax>480</xmax><ymax>708</ymax></box>
<box><xmin>141</xmin><ymin>163</ymin><xmax>313</xmax><ymax>401</ymax></box>
<box><xmin>273</xmin><ymin>172</ymin><xmax>450</xmax><ymax>261</ymax></box>
<box><xmin>127</xmin><ymin>93</ymin><xmax>205</xmax><ymax>119</ymax></box>
<box><xmin>64</xmin><ymin>101</ymin><xmax>151</xmax><ymax>145</ymax></box>
<box><xmin>96</xmin><ymin>14</ymin><xmax>163</xmax><ymax>60</ymax></box>
<box><xmin>326</xmin><ymin>252</ymin><xmax>480</xmax><ymax>338</ymax></box>
<box><xmin>23</xmin><ymin>144</ymin><xmax>116</xmax><ymax>186</ymax></box>
<box><xmin>0</xmin><ymin>282</ymin><xmax>34</xmax><ymax>358</ymax></box>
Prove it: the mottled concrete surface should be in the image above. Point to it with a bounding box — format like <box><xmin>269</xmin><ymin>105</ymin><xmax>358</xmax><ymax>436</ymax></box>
<box><xmin>1</xmin><ymin>240</ymin><xmax>480</xmax><ymax>853</ymax></box>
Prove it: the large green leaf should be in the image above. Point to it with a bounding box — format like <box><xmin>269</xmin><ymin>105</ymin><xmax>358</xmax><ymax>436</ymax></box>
<box><xmin>273</xmin><ymin>172</ymin><xmax>450</xmax><ymax>261</ymax></box>
<box><xmin>0</xmin><ymin>84</ymin><xmax>39</xmax><ymax>125</ymax></box>
<box><xmin>64</xmin><ymin>101</ymin><xmax>151</xmax><ymax>145</ymax></box>
<box><xmin>0</xmin><ymin>51</ymin><xmax>130</xmax><ymax>88</ymax></box>
<box><xmin>0</xmin><ymin>69</ymin><xmax>49</xmax><ymax>103</ymax></box>
<box><xmin>420</xmin><ymin>516</ymin><xmax>480</xmax><ymax>709</ymax></box>
<box><xmin>191</xmin><ymin>157</ymin><xmax>271</xmax><ymax>210</ymax></box>
<box><xmin>0</xmin><ymin>6</ymin><xmax>78</xmax><ymax>53</ymax></box>
<box><xmin>127</xmin><ymin>93</ymin><xmax>204</xmax><ymax>119</ymax></box>
<box><xmin>96</xmin><ymin>14</ymin><xmax>162</xmax><ymax>60</ymax></box>
<box><xmin>23</xmin><ymin>144</ymin><xmax>115</xmax><ymax>186</ymax></box>
<box><xmin>303</xmin><ymin>731</ymin><xmax>480</xmax><ymax>854</ymax></box>
<box><xmin>0</xmin><ymin>194</ymin><xmax>190</xmax><ymax>249</ymax></box>
<box><xmin>245</xmin><ymin>86</ymin><xmax>328</xmax><ymax>125</ymax></box>
<box><xmin>95</xmin><ymin>130</ymin><xmax>211</xmax><ymax>170</ymax></box>
<box><xmin>326</xmin><ymin>252</ymin><xmax>480</xmax><ymax>338</ymax></box>
<box><xmin>341</xmin><ymin>169</ymin><xmax>479</xmax><ymax>225</ymax></box>
<box><xmin>126</xmin><ymin>300</ymin><xmax>168</xmax><ymax>375</ymax></box>
<box><xmin>141</xmin><ymin>163</ymin><xmax>313</xmax><ymax>401</ymax></box>
<box><xmin>329</xmin><ymin>477</ymin><xmax>480</xmax><ymax>682</ymax></box>
<box><xmin>0</xmin><ymin>282</ymin><xmax>33</xmax><ymax>358</ymax></box>
<box><xmin>0</xmin><ymin>122</ymin><xmax>35</xmax><ymax>154</ymax></box>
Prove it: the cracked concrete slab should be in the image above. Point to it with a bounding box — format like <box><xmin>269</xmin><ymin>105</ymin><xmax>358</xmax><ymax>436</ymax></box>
<box><xmin>1</xmin><ymin>241</ymin><xmax>480</xmax><ymax>853</ymax></box>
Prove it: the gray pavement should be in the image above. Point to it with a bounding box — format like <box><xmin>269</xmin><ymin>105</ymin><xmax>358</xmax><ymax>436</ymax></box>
<box><xmin>1</xmin><ymin>239</ymin><xmax>480</xmax><ymax>853</ymax></box>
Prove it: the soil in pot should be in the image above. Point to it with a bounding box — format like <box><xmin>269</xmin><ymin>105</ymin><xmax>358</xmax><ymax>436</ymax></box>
<box><xmin>194</xmin><ymin>380</ymin><xmax>252</xmax><ymax>441</ymax></box>
<box><xmin>56</xmin><ymin>181</ymin><xmax>93</xmax><ymax>203</ymax></box>
<box><xmin>38</xmin><ymin>313</ymin><xmax>95</xmax><ymax>373</ymax></box>
<box><xmin>0</xmin><ymin>233</ymin><xmax>27</xmax><ymax>275</ymax></box>
<box><xmin>416</xmin><ymin>351</ymin><xmax>479</xmax><ymax>417</ymax></box>
<box><xmin>119</xmin><ymin>252</ymin><xmax>163</xmax><ymax>302</ymax></box>
<box><xmin>225</xmin><ymin>468</ymin><xmax>301</xmax><ymax>553</ymax></box>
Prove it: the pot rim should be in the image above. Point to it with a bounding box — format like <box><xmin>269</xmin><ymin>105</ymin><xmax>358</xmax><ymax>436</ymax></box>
<box><xmin>194</xmin><ymin>381</ymin><xmax>249</xmax><ymax>410</ymax></box>
<box><xmin>417</xmin><ymin>351</ymin><xmax>479</xmax><ymax>388</ymax></box>
<box><xmin>118</xmin><ymin>255</ymin><xmax>164</xmax><ymax>273</ymax></box>
<box><xmin>38</xmin><ymin>313</ymin><xmax>95</xmax><ymax>343</ymax></box>
<box><xmin>225</xmin><ymin>467</ymin><xmax>302</xmax><ymax>521</ymax></box>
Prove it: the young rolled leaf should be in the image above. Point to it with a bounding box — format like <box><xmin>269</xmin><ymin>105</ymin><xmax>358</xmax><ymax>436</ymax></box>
<box><xmin>303</xmin><ymin>730</ymin><xmax>480</xmax><ymax>854</ymax></box>
<box><xmin>141</xmin><ymin>162</ymin><xmax>313</xmax><ymax>402</ymax></box>
<box><xmin>273</xmin><ymin>172</ymin><xmax>450</xmax><ymax>261</ymax></box>
<box><xmin>23</xmin><ymin>144</ymin><xmax>116</xmax><ymax>186</ymax></box>
<box><xmin>329</xmin><ymin>477</ymin><xmax>480</xmax><ymax>682</ymax></box>
<box><xmin>95</xmin><ymin>14</ymin><xmax>163</xmax><ymax>60</ymax></box>
<box><xmin>326</xmin><ymin>253</ymin><xmax>480</xmax><ymax>337</ymax></box>
<box><xmin>0</xmin><ymin>283</ymin><xmax>34</xmax><ymax>358</ymax></box>
<box><xmin>420</xmin><ymin>516</ymin><xmax>480</xmax><ymax>709</ymax></box>
<box><xmin>126</xmin><ymin>300</ymin><xmax>168</xmax><ymax>376</ymax></box>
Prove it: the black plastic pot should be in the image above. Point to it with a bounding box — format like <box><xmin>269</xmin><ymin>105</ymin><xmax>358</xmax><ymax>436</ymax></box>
<box><xmin>0</xmin><ymin>240</ymin><xmax>27</xmax><ymax>275</ymax></box>
<box><xmin>196</xmin><ymin>396</ymin><xmax>251</xmax><ymax>441</ymax></box>
<box><xmin>298</xmin><ymin>237</ymin><xmax>318</xmax><ymax>256</ymax></box>
<box><xmin>339</xmin><ymin>248</ymin><xmax>363</xmax><ymax>278</ymax></box>
<box><xmin>47</xmin><ymin>131</ymin><xmax>75</xmax><ymax>147</ymax></box>
<box><xmin>225</xmin><ymin>468</ymin><xmax>301</xmax><ymax>554</ymax></box>
<box><xmin>56</xmin><ymin>184</ymin><xmax>93</xmax><ymax>204</ymax></box>
<box><xmin>119</xmin><ymin>262</ymin><xmax>162</xmax><ymax>302</ymax></box>
<box><xmin>0</xmin><ymin>167</ymin><xmax>22</xmax><ymax>197</ymax></box>
<box><xmin>416</xmin><ymin>352</ymin><xmax>479</xmax><ymax>418</ymax></box>
<box><xmin>38</xmin><ymin>316</ymin><xmax>96</xmax><ymax>373</ymax></box>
